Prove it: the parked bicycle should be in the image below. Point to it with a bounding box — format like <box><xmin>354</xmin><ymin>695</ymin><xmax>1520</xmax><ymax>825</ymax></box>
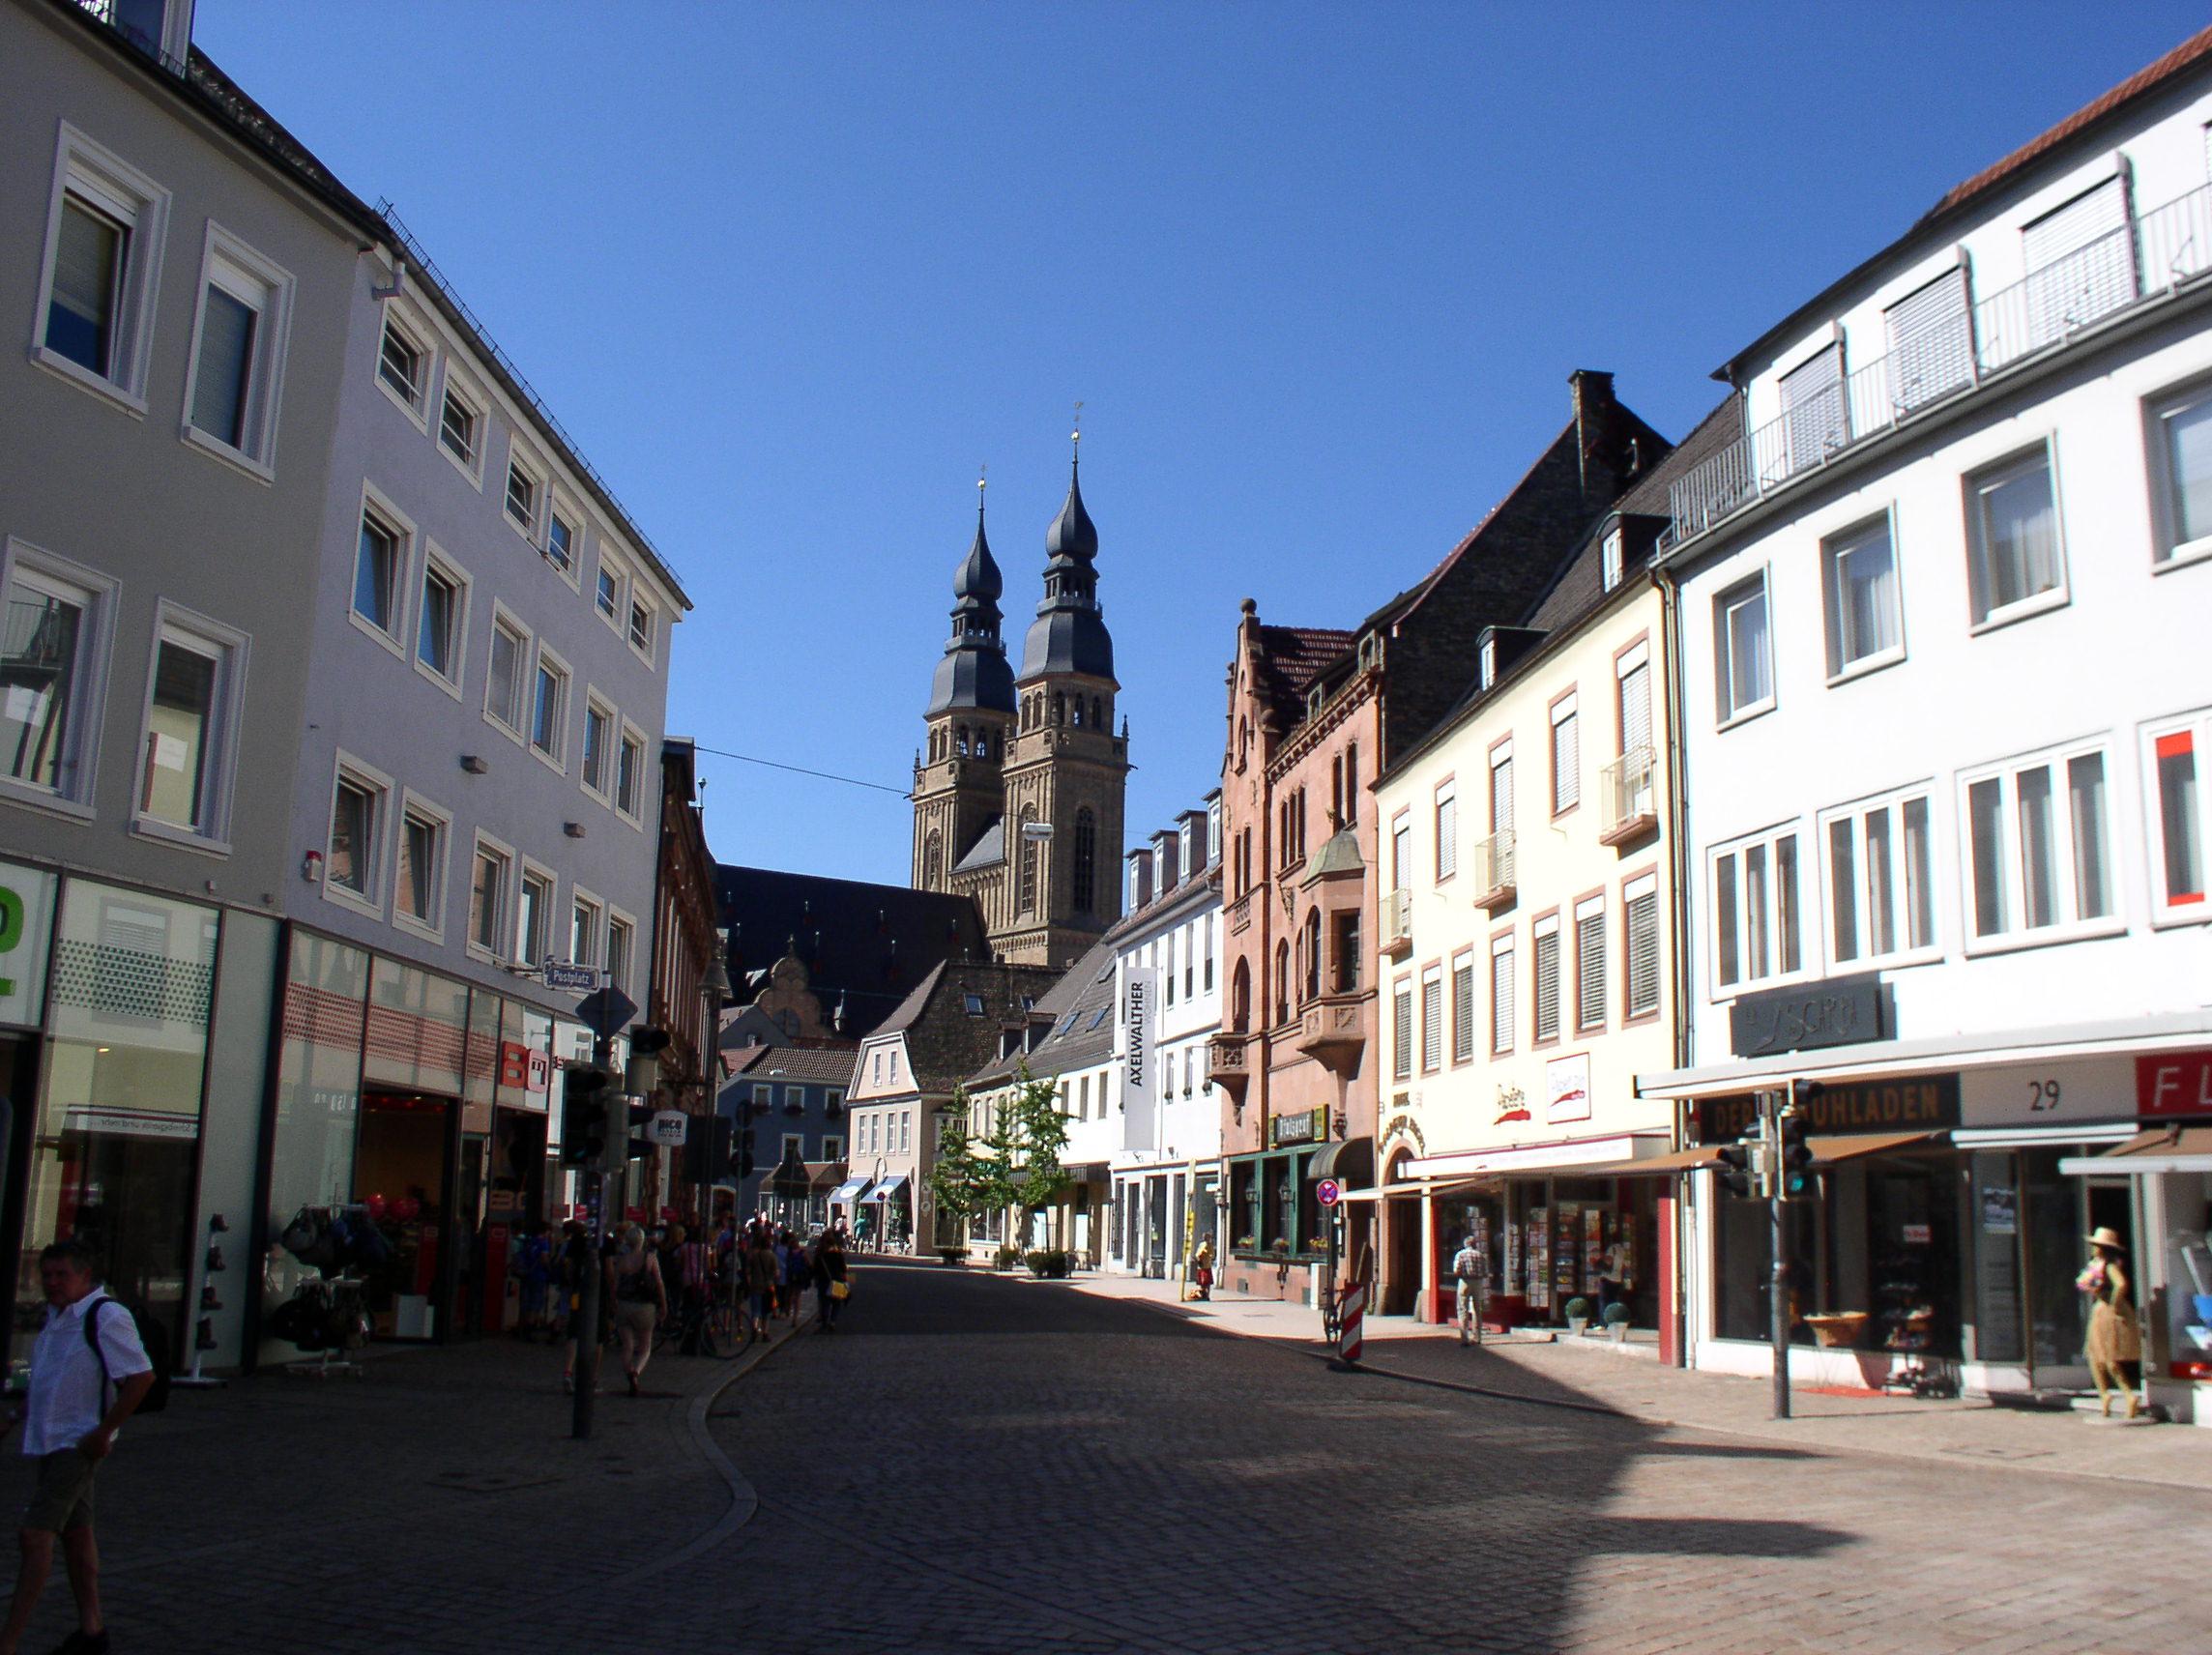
<box><xmin>654</xmin><ymin>1279</ymin><xmax>751</xmax><ymax>1359</ymax></box>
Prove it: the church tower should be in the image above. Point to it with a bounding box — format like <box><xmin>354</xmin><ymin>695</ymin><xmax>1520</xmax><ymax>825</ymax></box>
<box><xmin>911</xmin><ymin>485</ymin><xmax>1016</xmax><ymax>902</ymax></box>
<box><xmin>996</xmin><ymin>441</ymin><xmax>1129</xmax><ymax>965</ymax></box>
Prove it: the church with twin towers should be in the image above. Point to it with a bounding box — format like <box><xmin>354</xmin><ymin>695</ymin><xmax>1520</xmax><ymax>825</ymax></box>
<box><xmin>910</xmin><ymin>443</ymin><xmax>1129</xmax><ymax>968</ymax></box>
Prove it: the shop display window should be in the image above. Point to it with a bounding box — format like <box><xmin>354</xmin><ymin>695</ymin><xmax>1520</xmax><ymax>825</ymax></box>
<box><xmin>17</xmin><ymin>884</ymin><xmax>218</xmax><ymax>1371</ymax></box>
<box><xmin>2163</xmin><ymin>1172</ymin><xmax>2212</xmax><ymax>1380</ymax></box>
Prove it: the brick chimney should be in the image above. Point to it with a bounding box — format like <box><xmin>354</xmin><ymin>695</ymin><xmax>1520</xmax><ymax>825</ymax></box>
<box><xmin>1569</xmin><ymin>368</ymin><xmax>1617</xmax><ymax>502</ymax></box>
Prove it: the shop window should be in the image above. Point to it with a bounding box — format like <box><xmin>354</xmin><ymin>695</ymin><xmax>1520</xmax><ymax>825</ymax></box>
<box><xmin>1822</xmin><ymin>790</ymin><xmax>1937</xmax><ymax>966</ymax></box>
<box><xmin>1961</xmin><ymin>742</ymin><xmax>2113</xmax><ymax>946</ymax></box>
<box><xmin>1710</xmin><ymin>828</ymin><xmax>1802</xmax><ymax>992</ymax></box>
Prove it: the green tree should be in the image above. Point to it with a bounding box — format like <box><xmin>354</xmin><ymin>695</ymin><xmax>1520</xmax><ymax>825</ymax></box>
<box><xmin>927</xmin><ymin>1088</ymin><xmax>983</xmax><ymax>1236</ymax></box>
<box><xmin>1006</xmin><ymin>1066</ymin><xmax>1069</xmax><ymax>1218</ymax></box>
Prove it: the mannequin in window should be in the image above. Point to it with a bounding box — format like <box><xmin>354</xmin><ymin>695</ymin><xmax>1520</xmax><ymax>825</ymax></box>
<box><xmin>2080</xmin><ymin>1226</ymin><xmax>2142</xmax><ymax>1417</ymax></box>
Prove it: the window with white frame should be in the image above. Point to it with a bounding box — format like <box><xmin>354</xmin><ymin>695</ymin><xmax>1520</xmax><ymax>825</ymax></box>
<box><xmin>1714</xmin><ymin>571</ymin><xmax>1773</xmax><ymax>723</ymax></box>
<box><xmin>1616</xmin><ymin>648</ymin><xmax>1651</xmax><ymax>759</ymax></box>
<box><xmin>0</xmin><ymin>542</ymin><xmax>115</xmax><ymax>808</ymax></box>
<box><xmin>1574</xmin><ymin>895</ymin><xmax>1605</xmax><ymax>1032</ymax></box>
<box><xmin>438</xmin><ymin>375</ymin><xmax>483</xmax><ymax>475</ymax></box>
<box><xmin>1490</xmin><ymin>935</ymin><xmax>1514</xmax><ymax>1055</ymax></box>
<box><xmin>1490</xmin><ymin>745</ymin><xmax>1513</xmax><ymax>832</ymax></box>
<box><xmin>515</xmin><ymin>863</ymin><xmax>555</xmax><ymax>966</ymax></box>
<box><xmin>353</xmin><ymin>501</ymin><xmax>407</xmax><ymax>643</ymax></box>
<box><xmin>2146</xmin><ymin>378</ymin><xmax>2212</xmax><ymax>568</ymax></box>
<box><xmin>1623</xmin><ymin>874</ymin><xmax>1661</xmax><ymax>1019</ymax></box>
<box><xmin>36</xmin><ymin>130</ymin><xmax>168</xmax><ymax>403</ymax></box>
<box><xmin>1435</xmin><ymin>784</ymin><xmax>1457</xmax><ymax>881</ymax></box>
<box><xmin>135</xmin><ymin>607</ymin><xmax>243</xmax><ymax>843</ymax></box>
<box><xmin>582</xmin><ymin>695</ymin><xmax>615</xmax><ymax>798</ymax></box>
<box><xmin>569</xmin><ymin>891</ymin><xmax>602</xmax><ymax>970</ymax></box>
<box><xmin>547</xmin><ymin>505</ymin><xmax>578</xmax><ymax>575</ymax></box>
<box><xmin>628</xmin><ymin>595</ymin><xmax>656</xmax><ymax>662</ymax></box>
<box><xmin>531</xmin><ymin>646</ymin><xmax>569</xmax><ymax>764</ymax></box>
<box><xmin>394</xmin><ymin>797</ymin><xmax>448</xmax><ymax>934</ymax></box>
<box><xmin>1390</xmin><ymin>813</ymin><xmax>1411</xmax><ymax>892</ymax></box>
<box><xmin>1450</xmin><ymin>949</ymin><xmax>1474</xmax><ymax>1064</ymax></box>
<box><xmin>1391</xmin><ymin>978</ymin><xmax>1412</xmax><ymax>1081</ymax></box>
<box><xmin>1822</xmin><ymin>790</ymin><xmax>1937</xmax><ymax>966</ymax></box>
<box><xmin>325</xmin><ymin>759</ymin><xmax>388</xmax><ymax>910</ymax></box>
<box><xmin>184</xmin><ymin>228</ymin><xmax>292</xmax><ymax>469</ymax></box>
<box><xmin>1822</xmin><ymin>514</ymin><xmax>1903</xmax><ymax>678</ymax></box>
<box><xmin>616</xmin><ymin>723</ymin><xmax>646</xmax><ymax>818</ymax></box>
<box><xmin>2148</xmin><ymin>715</ymin><xmax>2209</xmax><ymax>918</ymax></box>
<box><xmin>1965</xmin><ymin>444</ymin><xmax>2065</xmax><ymax>625</ymax></box>
<box><xmin>1531</xmin><ymin>915</ymin><xmax>1561</xmax><ymax>1044</ymax></box>
<box><xmin>485</xmin><ymin>609</ymin><xmax>529</xmax><ymax>736</ymax></box>
<box><xmin>1601</xmin><ymin>526</ymin><xmax>1624</xmax><ymax>592</ymax></box>
<box><xmin>505</xmin><ymin>451</ymin><xmax>542</xmax><ymax>538</ymax></box>
<box><xmin>607</xmin><ymin>912</ymin><xmax>635</xmax><ymax>995</ymax></box>
<box><xmin>416</xmin><ymin>549</ymin><xmax>467</xmax><ymax>689</ymax></box>
<box><xmin>1420</xmin><ymin>964</ymin><xmax>1442</xmax><ymax>1074</ymax></box>
<box><xmin>1711</xmin><ymin>828</ymin><xmax>1803</xmax><ymax>991</ymax></box>
<box><xmin>1962</xmin><ymin>742</ymin><xmax>2113</xmax><ymax>944</ymax></box>
<box><xmin>1550</xmin><ymin>695</ymin><xmax>1579</xmax><ymax>814</ymax></box>
<box><xmin>376</xmin><ymin>306</ymin><xmax>429</xmax><ymax>418</ymax></box>
<box><xmin>468</xmin><ymin>837</ymin><xmax>511</xmax><ymax>956</ymax></box>
<box><xmin>595</xmin><ymin>560</ymin><xmax>623</xmax><ymax>624</ymax></box>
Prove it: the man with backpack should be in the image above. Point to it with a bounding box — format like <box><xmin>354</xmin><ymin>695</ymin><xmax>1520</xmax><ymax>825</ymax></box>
<box><xmin>1</xmin><ymin>1238</ymin><xmax>159</xmax><ymax>1655</ymax></box>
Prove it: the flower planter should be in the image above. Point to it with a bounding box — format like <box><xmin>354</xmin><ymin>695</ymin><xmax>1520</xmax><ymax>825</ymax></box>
<box><xmin>1566</xmin><ymin>1317</ymin><xmax>1588</xmax><ymax>1337</ymax></box>
<box><xmin>1805</xmin><ymin>1312</ymin><xmax>1870</xmax><ymax>1350</ymax></box>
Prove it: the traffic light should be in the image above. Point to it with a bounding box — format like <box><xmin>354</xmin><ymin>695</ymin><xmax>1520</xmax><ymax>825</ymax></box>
<box><xmin>1776</xmin><ymin>1105</ymin><xmax>1815</xmax><ymax>1200</ymax></box>
<box><xmin>1715</xmin><ymin>1138</ymin><xmax>1758</xmax><ymax>1200</ymax></box>
<box><xmin>560</xmin><ymin>1065</ymin><xmax>614</xmax><ymax>1167</ymax></box>
<box><xmin>626</xmin><ymin>1025</ymin><xmax>671</xmax><ymax>1097</ymax></box>
<box><xmin>626</xmin><ymin>1099</ymin><xmax>656</xmax><ymax>1159</ymax></box>
<box><xmin>684</xmin><ymin>1116</ymin><xmax>736</xmax><ymax>1184</ymax></box>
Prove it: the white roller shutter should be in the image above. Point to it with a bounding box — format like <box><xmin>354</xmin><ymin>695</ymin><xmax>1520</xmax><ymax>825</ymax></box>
<box><xmin>1884</xmin><ymin>266</ymin><xmax>1973</xmax><ymax>412</ymax></box>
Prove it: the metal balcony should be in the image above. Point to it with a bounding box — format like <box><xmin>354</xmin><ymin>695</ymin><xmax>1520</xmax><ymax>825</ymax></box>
<box><xmin>1597</xmin><ymin>747</ymin><xmax>1658</xmax><ymax>847</ymax></box>
<box><xmin>1471</xmin><ymin>830</ymin><xmax>1515</xmax><ymax>910</ymax></box>
<box><xmin>1379</xmin><ymin>889</ymin><xmax>1412</xmax><ymax>958</ymax></box>
<box><xmin>1665</xmin><ymin>181</ymin><xmax>2212</xmax><ymax>551</ymax></box>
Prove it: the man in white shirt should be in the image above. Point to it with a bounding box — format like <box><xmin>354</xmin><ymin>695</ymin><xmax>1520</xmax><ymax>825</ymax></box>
<box><xmin>0</xmin><ymin>1239</ymin><xmax>156</xmax><ymax>1655</ymax></box>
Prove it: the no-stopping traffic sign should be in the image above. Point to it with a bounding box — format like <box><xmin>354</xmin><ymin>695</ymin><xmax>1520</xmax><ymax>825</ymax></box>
<box><xmin>1316</xmin><ymin>1176</ymin><xmax>1343</xmax><ymax>1206</ymax></box>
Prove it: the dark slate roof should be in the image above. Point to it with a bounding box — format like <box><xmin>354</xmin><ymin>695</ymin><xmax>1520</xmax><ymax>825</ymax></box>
<box><xmin>875</xmin><ymin>961</ymin><xmax>1064</xmax><ymax>1091</ymax></box>
<box><xmin>1020</xmin><ymin>462</ymin><xmax>1115</xmax><ymax>682</ymax></box>
<box><xmin>952</xmin><ymin>818</ymin><xmax>1005</xmax><ymax>874</ymax></box>
<box><xmin>927</xmin><ymin>509</ymin><xmax>1017</xmax><ymax>714</ymax></box>
<box><xmin>1252</xmin><ymin>624</ymin><xmax>1356</xmax><ymax>727</ymax></box>
<box><xmin>713</xmin><ymin>867</ymin><xmax>990</xmax><ymax>1039</ymax></box>
<box><xmin>966</xmin><ymin>940</ymin><xmax>1119</xmax><ymax>1086</ymax></box>
<box><xmin>725</xmin><ymin>1044</ymin><xmax>861</xmax><ymax>1086</ymax></box>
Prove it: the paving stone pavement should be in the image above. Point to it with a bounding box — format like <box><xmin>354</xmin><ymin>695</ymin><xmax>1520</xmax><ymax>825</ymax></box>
<box><xmin>9</xmin><ymin>1264</ymin><xmax>2209</xmax><ymax>1652</ymax></box>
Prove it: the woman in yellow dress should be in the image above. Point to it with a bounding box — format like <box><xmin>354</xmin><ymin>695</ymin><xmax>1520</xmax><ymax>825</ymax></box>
<box><xmin>2080</xmin><ymin>1226</ymin><xmax>2142</xmax><ymax>1418</ymax></box>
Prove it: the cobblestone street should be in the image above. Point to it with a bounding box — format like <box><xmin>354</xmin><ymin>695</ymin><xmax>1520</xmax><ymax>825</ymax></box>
<box><xmin>13</xmin><ymin>1262</ymin><xmax>2212</xmax><ymax>1653</ymax></box>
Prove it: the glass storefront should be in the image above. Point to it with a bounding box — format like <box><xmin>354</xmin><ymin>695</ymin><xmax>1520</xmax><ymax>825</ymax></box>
<box><xmin>1438</xmin><ymin>1177</ymin><xmax>1660</xmax><ymax>1328</ymax></box>
<box><xmin>15</xmin><ymin>882</ymin><xmax>218</xmax><ymax>1369</ymax></box>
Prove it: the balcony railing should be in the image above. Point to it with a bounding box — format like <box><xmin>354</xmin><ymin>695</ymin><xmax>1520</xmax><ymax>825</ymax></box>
<box><xmin>1597</xmin><ymin>747</ymin><xmax>1657</xmax><ymax>846</ymax></box>
<box><xmin>1666</xmin><ymin>181</ymin><xmax>2212</xmax><ymax>549</ymax></box>
<box><xmin>1379</xmin><ymin>889</ymin><xmax>1412</xmax><ymax>957</ymax></box>
<box><xmin>1471</xmin><ymin>829</ymin><xmax>1515</xmax><ymax>909</ymax></box>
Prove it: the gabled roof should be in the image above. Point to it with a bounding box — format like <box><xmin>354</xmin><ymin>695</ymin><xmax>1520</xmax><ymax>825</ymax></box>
<box><xmin>724</xmin><ymin>1044</ymin><xmax>860</xmax><ymax>1086</ymax></box>
<box><xmin>868</xmin><ymin>960</ymin><xmax>1063</xmax><ymax>1092</ymax></box>
<box><xmin>1249</xmin><ymin>624</ymin><xmax>1356</xmax><ymax>727</ymax></box>
<box><xmin>965</xmin><ymin>940</ymin><xmax>1120</xmax><ymax>1087</ymax></box>
<box><xmin>952</xmin><ymin>818</ymin><xmax>1005</xmax><ymax>874</ymax></box>
<box><xmin>713</xmin><ymin>867</ymin><xmax>990</xmax><ymax>1039</ymax></box>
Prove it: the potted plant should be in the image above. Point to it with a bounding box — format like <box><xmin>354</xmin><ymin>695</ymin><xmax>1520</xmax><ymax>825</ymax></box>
<box><xmin>1603</xmin><ymin>1302</ymin><xmax>1631</xmax><ymax>1343</ymax></box>
<box><xmin>938</xmin><ymin>1246</ymin><xmax>965</xmax><ymax>1266</ymax></box>
<box><xmin>1564</xmin><ymin>1296</ymin><xmax>1591</xmax><ymax>1336</ymax></box>
<box><xmin>1234</xmin><ymin>1234</ymin><xmax>1257</xmax><ymax>1253</ymax></box>
<box><xmin>994</xmin><ymin>1244</ymin><xmax>1023</xmax><ymax>1272</ymax></box>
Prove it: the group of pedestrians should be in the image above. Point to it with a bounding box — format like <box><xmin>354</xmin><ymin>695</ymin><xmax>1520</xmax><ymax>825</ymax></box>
<box><xmin>735</xmin><ymin>1220</ymin><xmax>849</xmax><ymax>1339</ymax></box>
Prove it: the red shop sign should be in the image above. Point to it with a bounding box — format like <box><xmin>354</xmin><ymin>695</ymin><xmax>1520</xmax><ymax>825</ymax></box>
<box><xmin>2138</xmin><ymin>1051</ymin><xmax>2212</xmax><ymax>1118</ymax></box>
<box><xmin>499</xmin><ymin>1041</ymin><xmax>550</xmax><ymax>1092</ymax></box>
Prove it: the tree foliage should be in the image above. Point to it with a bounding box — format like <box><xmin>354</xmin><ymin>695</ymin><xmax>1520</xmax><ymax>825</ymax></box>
<box><xmin>926</xmin><ymin>1088</ymin><xmax>983</xmax><ymax>1226</ymax></box>
<box><xmin>1006</xmin><ymin>1066</ymin><xmax>1069</xmax><ymax>1215</ymax></box>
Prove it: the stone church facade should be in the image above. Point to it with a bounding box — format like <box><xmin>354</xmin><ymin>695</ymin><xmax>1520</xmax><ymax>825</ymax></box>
<box><xmin>911</xmin><ymin>455</ymin><xmax>1128</xmax><ymax>967</ymax></box>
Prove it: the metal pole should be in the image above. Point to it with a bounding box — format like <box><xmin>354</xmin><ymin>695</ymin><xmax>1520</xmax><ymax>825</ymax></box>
<box><xmin>571</xmin><ymin>1027</ymin><xmax>609</xmax><ymax>1441</ymax></box>
<box><xmin>1765</xmin><ymin>1090</ymin><xmax>1790</xmax><ymax>1421</ymax></box>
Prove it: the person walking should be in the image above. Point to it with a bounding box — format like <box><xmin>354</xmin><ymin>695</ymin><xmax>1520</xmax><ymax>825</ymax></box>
<box><xmin>608</xmin><ymin>1224</ymin><xmax>666</xmax><ymax>1396</ymax></box>
<box><xmin>1450</xmin><ymin>1233</ymin><xmax>1488</xmax><ymax>1348</ymax></box>
<box><xmin>0</xmin><ymin>1238</ymin><xmax>158</xmax><ymax>1655</ymax></box>
<box><xmin>814</xmin><ymin>1230</ymin><xmax>849</xmax><ymax>1333</ymax></box>
<box><xmin>742</xmin><ymin>1229</ymin><xmax>778</xmax><ymax>1342</ymax></box>
<box><xmin>1190</xmin><ymin>1239</ymin><xmax>1215</xmax><ymax>1302</ymax></box>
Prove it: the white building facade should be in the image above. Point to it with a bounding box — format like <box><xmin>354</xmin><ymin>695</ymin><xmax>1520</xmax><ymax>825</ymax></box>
<box><xmin>1641</xmin><ymin>40</ymin><xmax>2212</xmax><ymax>1413</ymax></box>
<box><xmin>1107</xmin><ymin>798</ymin><xmax>1224</xmax><ymax>1279</ymax></box>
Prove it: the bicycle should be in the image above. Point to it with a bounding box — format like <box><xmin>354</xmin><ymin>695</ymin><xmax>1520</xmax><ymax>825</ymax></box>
<box><xmin>654</xmin><ymin>1282</ymin><xmax>752</xmax><ymax>1359</ymax></box>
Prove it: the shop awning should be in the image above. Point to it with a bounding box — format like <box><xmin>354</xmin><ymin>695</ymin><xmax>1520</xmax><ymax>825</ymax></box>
<box><xmin>1404</xmin><ymin>1132</ymin><xmax>1671</xmax><ymax>1180</ymax></box>
<box><xmin>830</xmin><ymin>1176</ymin><xmax>872</xmax><ymax>1205</ymax></box>
<box><xmin>1307</xmin><ymin>1136</ymin><xmax>1374</xmax><ymax>1187</ymax></box>
<box><xmin>1808</xmin><ymin>1131</ymin><xmax>1938</xmax><ymax>1164</ymax></box>
<box><xmin>1062</xmin><ymin>1161</ymin><xmax>1111</xmax><ymax>1185</ymax></box>
<box><xmin>1585</xmin><ymin>1146</ymin><xmax>1724</xmax><ymax>1176</ymax></box>
<box><xmin>1951</xmin><ymin>1123</ymin><xmax>2139</xmax><ymax>1149</ymax></box>
<box><xmin>806</xmin><ymin>1161</ymin><xmax>846</xmax><ymax>1192</ymax></box>
<box><xmin>863</xmin><ymin>1174</ymin><xmax>909</xmax><ymax>1204</ymax></box>
<box><xmin>2059</xmin><ymin>1125</ymin><xmax>2212</xmax><ymax>1176</ymax></box>
<box><xmin>1336</xmin><ymin>1181</ymin><xmax>1423</xmax><ymax>1204</ymax></box>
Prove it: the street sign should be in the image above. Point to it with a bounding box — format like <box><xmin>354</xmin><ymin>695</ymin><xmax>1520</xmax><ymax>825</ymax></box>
<box><xmin>544</xmin><ymin>961</ymin><xmax>598</xmax><ymax>991</ymax></box>
<box><xmin>575</xmin><ymin>985</ymin><xmax>638</xmax><ymax>1042</ymax></box>
<box><xmin>648</xmin><ymin>1109</ymin><xmax>689</xmax><ymax>1147</ymax></box>
<box><xmin>1316</xmin><ymin>1177</ymin><xmax>1343</xmax><ymax>1206</ymax></box>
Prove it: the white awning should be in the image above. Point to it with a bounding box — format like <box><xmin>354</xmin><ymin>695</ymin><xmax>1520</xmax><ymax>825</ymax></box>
<box><xmin>1951</xmin><ymin>1123</ymin><xmax>2139</xmax><ymax>1149</ymax></box>
<box><xmin>830</xmin><ymin>1177</ymin><xmax>872</xmax><ymax>1205</ymax></box>
<box><xmin>863</xmin><ymin>1174</ymin><xmax>910</xmax><ymax>1204</ymax></box>
<box><xmin>2060</xmin><ymin>1126</ymin><xmax>2212</xmax><ymax>1176</ymax></box>
<box><xmin>1404</xmin><ymin>1132</ymin><xmax>1671</xmax><ymax>1180</ymax></box>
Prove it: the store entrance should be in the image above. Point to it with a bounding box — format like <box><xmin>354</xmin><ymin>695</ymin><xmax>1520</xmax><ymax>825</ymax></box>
<box><xmin>352</xmin><ymin>1090</ymin><xmax>453</xmax><ymax>1341</ymax></box>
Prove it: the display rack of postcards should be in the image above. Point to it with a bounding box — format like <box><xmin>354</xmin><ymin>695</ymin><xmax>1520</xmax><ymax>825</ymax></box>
<box><xmin>1526</xmin><ymin>1207</ymin><xmax>1551</xmax><ymax>1310</ymax></box>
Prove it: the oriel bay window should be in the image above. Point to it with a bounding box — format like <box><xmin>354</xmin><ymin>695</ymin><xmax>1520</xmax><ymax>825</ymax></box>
<box><xmin>1962</xmin><ymin>743</ymin><xmax>2113</xmax><ymax>944</ymax></box>
<box><xmin>1823</xmin><ymin>791</ymin><xmax>1937</xmax><ymax>967</ymax></box>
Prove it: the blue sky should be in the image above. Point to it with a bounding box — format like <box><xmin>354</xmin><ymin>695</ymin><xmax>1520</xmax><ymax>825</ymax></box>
<box><xmin>199</xmin><ymin>1</ymin><xmax>2207</xmax><ymax>886</ymax></box>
